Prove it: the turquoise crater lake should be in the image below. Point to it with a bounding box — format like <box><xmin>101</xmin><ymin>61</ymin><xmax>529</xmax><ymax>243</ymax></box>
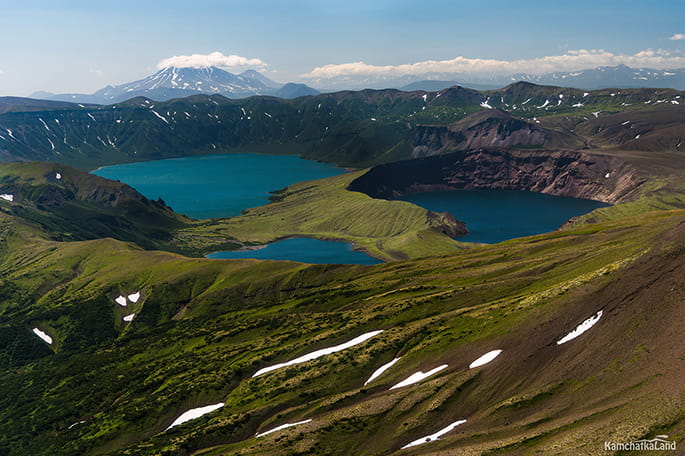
<box><xmin>398</xmin><ymin>189</ymin><xmax>610</xmax><ymax>244</ymax></box>
<box><xmin>207</xmin><ymin>238</ymin><xmax>382</xmax><ymax>265</ymax></box>
<box><xmin>94</xmin><ymin>153</ymin><xmax>346</xmax><ymax>219</ymax></box>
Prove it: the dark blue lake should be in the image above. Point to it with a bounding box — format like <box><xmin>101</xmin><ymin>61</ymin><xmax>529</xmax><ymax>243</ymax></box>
<box><xmin>207</xmin><ymin>238</ymin><xmax>382</xmax><ymax>265</ymax></box>
<box><xmin>93</xmin><ymin>153</ymin><xmax>345</xmax><ymax>219</ymax></box>
<box><xmin>398</xmin><ymin>189</ymin><xmax>610</xmax><ymax>244</ymax></box>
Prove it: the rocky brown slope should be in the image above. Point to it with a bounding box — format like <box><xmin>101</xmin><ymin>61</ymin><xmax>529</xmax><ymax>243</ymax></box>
<box><xmin>410</xmin><ymin>109</ymin><xmax>583</xmax><ymax>157</ymax></box>
<box><xmin>349</xmin><ymin>147</ymin><xmax>644</xmax><ymax>204</ymax></box>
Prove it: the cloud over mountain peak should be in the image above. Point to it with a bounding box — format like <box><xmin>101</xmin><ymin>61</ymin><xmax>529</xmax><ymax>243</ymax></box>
<box><xmin>157</xmin><ymin>52</ymin><xmax>267</xmax><ymax>70</ymax></box>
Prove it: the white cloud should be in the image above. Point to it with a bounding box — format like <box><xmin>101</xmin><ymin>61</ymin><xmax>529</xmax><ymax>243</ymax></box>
<box><xmin>89</xmin><ymin>69</ymin><xmax>104</xmax><ymax>77</ymax></box>
<box><xmin>302</xmin><ymin>49</ymin><xmax>685</xmax><ymax>79</ymax></box>
<box><xmin>670</xmin><ymin>34</ymin><xmax>685</xmax><ymax>40</ymax></box>
<box><xmin>157</xmin><ymin>51</ymin><xmax>267</xmax><ymax>70</ymax></box>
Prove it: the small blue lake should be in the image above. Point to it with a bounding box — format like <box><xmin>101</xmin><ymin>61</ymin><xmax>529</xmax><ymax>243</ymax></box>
<box><xmin>94</xmin><ymin>153</ymin><xmax>345</xmax><ymax>219</ymax></box>
<box><xmin>398</xmin><ymin>189</ymin><xmax>610</xmax><ymax>244</ymax></box>
<box><xmin>207</xmin><ymin>238</ymin><xmax>382</xmax><ymax>265</ymax></box>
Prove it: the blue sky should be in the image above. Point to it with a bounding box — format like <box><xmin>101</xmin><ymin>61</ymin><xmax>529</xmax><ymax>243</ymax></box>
<box><xmin>1</xmin><ymin>0</ymin><xmax>684</xmax><ymax>95</ymax></box>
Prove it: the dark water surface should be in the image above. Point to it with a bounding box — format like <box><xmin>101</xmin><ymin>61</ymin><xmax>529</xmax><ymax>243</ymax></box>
<box><xmin>398</xmin><ymin>189</ymin><xmax>610</xmax><ymax>244</ymax></box>
<box><xmin>94</xmin><ymin>153</ymin><xmax>345</xmax><ymax>219</ymax></box>
<box><xmin>207</xmin><ymin>238</ymin><xmax>382</xmax><ymax>265</ymax></box>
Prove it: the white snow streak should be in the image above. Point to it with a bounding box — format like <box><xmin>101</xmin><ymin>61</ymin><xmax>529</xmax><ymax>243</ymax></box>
<box><xmin>115</xmin><ymin>296</ymin><xmax>127</xmax><ymax>307</ymax></box>
<box><xmin>469</xmin><ymin>350</ymin><xmax>503</xmax><ymax>369</ymax></box>
<box><xmin>0</xmin><ymin>194</ymin><xmax>14</xmax><ymax>202</ymax></box>
<box><xmin>390</xmin><ymin>364</ymin><xmax>448</xmax><ymax>390</ymax></box>
<box><xmin>165</xmin><ymin>403</ymin><xmax>225</xmax><ymax>431</ymax></box>
<box><xmin>364</xmin><ymin>357</ymin><xmax>401</xmax><ymax>385</ymax></box>
<box><xmin>557</xmin><ymin>310</ymin><xmax>603</xmax><ymax>345</ymax></box>
<box><xmin>33</xmin><ymin>328</ymin><xmax>53</xmax><ymax>344</ymax></box>
<box><xmin>67</xmin><ymin>420</ymin><xmax>86</xmax><ymax>430</ymax></box>
<box><xmin>256</xmin><ymin>419</ymin><xmax>312</xmax><ymax>438</ymax></box>
<box><xmin>151</xmin><ymin>111</ymin><xmax>169</xmax><ymax>124</ymax></box>
<box><xmin>128</xmin><ymin>292</ymin><xmax>141</xmax><ymax>303</ymax></box>
<box><xmin>401</xmin><ymin>420</ymin><xmax>467</xmax><ymax>449</ymax></box>
<box><xmin>252</xmin><ymin>330</ymin><xmax>383</xmax><ymax>377</ymax></box>
<box><xmin>123</xmin><ymin>313</ymin><xmax>136</xmax><ymax>322</ymax></box>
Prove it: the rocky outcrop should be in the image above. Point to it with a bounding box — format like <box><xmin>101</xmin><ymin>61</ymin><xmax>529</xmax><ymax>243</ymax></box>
<box><xmin>410</xmin><ymin>109</ymin><xmax>583</xmax><ymax>158</ymax></box>
<box><xmin>349</xmin><ymin>147</ymin><xmax>645</xmax><ymax>204</ymax></box>
<box><xmin>427</xmin><ymin>210</ymin><xmax>468</xmax><ymax>237</ymax></box>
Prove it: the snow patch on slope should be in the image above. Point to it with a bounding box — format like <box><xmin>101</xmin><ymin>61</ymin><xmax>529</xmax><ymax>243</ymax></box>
<box><xmin>401</xmin><ymin>419</ymin><xmax>467</xmax><ymax>449</ymax></box>
<box><xmin>252</xmin><ymin>330</ymin><xmax>383</xmax><ymax>377</ymax></box>
<box><xmin>166</xmin><ymin>403</ymin><xmax>225</xmax><ymax>431</ymax></box>
<box><xmin>557</xmin><ymin>310</ymin><xmax>603</xmax><ymax>345</ymax></box>
<box><xmin>390</xmin><ymin>364</ymin><xmax>448</xmax><ymax>390</ymax></box>
<box><xmin>364</xmin><ymin>357</ymin><xmax>401</xmax><ymax>385</ymax></box>
<box><xmin>256</xmin><ymin>419</ymin><xmax>312</xmax><ymax>438</ymax></box>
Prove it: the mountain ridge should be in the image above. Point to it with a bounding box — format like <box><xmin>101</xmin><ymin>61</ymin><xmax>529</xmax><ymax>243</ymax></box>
<box><xmin>3</xmin><ymin>83</ymin><xmax>683</xmax><ymax>170</ymax></box>
<box><xmin>313</xmin><ymin>64</ymin><xmax>685</xmax><ymax>92</ymax></box>
<box><xmin>33</xmin><ymin>67</ymin><xmax>319</xmax><ymax>103</ymax></box>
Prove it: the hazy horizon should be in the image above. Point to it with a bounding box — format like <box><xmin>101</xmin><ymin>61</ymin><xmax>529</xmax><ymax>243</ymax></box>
<box><xmin>1</xmin><ymin>0</ymin><xmax>684</xmax><ymax>96</ymax></box>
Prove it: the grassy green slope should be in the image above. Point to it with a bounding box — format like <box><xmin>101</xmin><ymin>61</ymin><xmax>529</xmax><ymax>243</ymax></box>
<box><xmin>180</xmin><ymin>171</ymin><xmax>468</xmax><ymax>261</ymax></box>
<box><xmin>0</xmin><ymin>161</ymin><xmax>193</xmax><ymax>252</ymax></box>
<box><xmin>0</xmin><ymin>205</ymin><xmax>683</xmax><ymax>456</ymax></box>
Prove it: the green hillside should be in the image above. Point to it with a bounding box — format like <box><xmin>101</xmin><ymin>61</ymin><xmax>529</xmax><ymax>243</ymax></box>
<box><xmin>0</xmin><ymin>82</ymin><xmax>683</xmax><ymax>455</ymax></box>
<box><xmin>0</xmin><ymin>197</ymin><xmax>683</xmax><ymax>455</ymax></box>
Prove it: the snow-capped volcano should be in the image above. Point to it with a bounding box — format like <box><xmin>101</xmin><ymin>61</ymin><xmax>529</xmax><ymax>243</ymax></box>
<box><xmin>104</xmin><ymin>66</ymin><xmax>277</xmax><ymax>98</ymax></box>
<box><xmin>36</xmin><ymin>67</ymin><xmax>321</xmax><ymax>104</ymax></box>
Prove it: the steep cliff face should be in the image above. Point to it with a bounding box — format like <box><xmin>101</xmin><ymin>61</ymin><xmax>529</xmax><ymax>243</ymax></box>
<box><xmin>349</xmin><ymin>147</ymin><xmax>644</xmax><ymax>204</ymax></box>
<box><xmin>410</xmin><ymin>109</ymin><xmax>583</xmax><ymax>158</ymax></box>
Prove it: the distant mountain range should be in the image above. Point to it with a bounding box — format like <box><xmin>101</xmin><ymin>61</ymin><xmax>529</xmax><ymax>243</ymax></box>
<box><xmin>30</xmin><ymin>65</ymin><xmax>685</xmax><ymax>105</ymax></box>
<box><xmin>31</xmin><ymin>67</ymin><xmax>319</xmax><ymax>103</ymax></box>
<box><xmin>510</xmin><ymin>64</ymin><xmax>685</xmax><ymax>90</ymax></box>
<box><xmin>319</xmin><ymin>65</ymin><xmax>685</xmax><ymax>92</ymax></box>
